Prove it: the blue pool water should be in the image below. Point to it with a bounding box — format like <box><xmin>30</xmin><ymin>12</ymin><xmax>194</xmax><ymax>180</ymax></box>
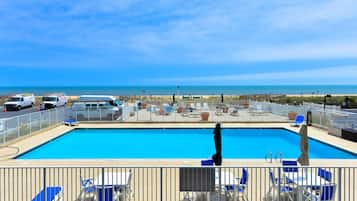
<box><xmin>17</xmin><ymin>128</ymin><xmax>357</xmax><ymax>159</ymax></box>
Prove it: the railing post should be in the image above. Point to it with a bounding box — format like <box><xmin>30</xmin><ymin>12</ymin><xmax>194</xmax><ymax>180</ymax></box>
<box><xmin>29</xmin><ymin>113</ymin><xmax>32</xmax><ymax>134</ymax></box>
<box><xmin>43</xmin><ymin>168</ymin><xmax>47</xmax><ymax>201</ymax></box>
<box><xmin>99</xmin><ymin>108</ymin><xmax>102</xmax><ymax>121</ymax></box>
<box><xmin>55</xmin><ymin>108</ymin><xmax>58</xmax><ymax>123</ymax></box>
<box><xmin>150</xmin><ymin>106</ymin><xmax>152</xmax><ymax>121</ymax></box>
<box><xmin>3</xmin><ymin>119</ymin><xmax>7</xmax><ymax>143</ymax></box>
<box><xmin>160</xmin><ymin>167</ymin><xmax>163</xmax><ymax>201</ymax></box>
<box><xmin>102</xmin><ymin>167</ymin><xmax>105</xmax><ymax>201</ymax></box>
<box><xmin>277</xmin><ymin>167</ymin><xmax>281</xmax><ymax>201</ymax></box>
<box><xmin>218</xmin><ymin>167</ymin><xmax>222</xmax><ymax>201</ymax></box>
<box><xmin>338</xmin><ymin>167</ymin><xmax>342</xmax><ymax>201</ymax></box>
<box><xmin>17</xmin><ymin>116</ymin><xmax>20</xmax><ymax>137</ymax></box>
<box><xmin>49</xmin><ymin>110</ymin><xmax>51</xmax><ymax>126</ymax></box>
<box><xmin>39</xmin><ymin>112</ymin><xmax>42</xmax><ymax>129</ymax></box>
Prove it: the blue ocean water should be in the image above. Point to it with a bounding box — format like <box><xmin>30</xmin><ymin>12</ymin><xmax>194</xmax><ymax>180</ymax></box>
<box><xmin>1</xmin><ymin>85</ymin><xmax>357</xmax><ymax>96</ymax></box>
<box><xmin>17</xmin><ymin>128</ymin><xmax>357</xmax><ymax>159</ymax></box>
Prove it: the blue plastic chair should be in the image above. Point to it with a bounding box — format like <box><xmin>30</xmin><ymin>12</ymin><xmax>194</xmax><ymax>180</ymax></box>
<box><xmin>282</xmin><ymin>160</ymin><xmax>298</xmax><ymax>184</ymax></box>
<box><xmin>236</xmin><ymin>168</ymin><xmax>249</xmax><ymax>201</ymax></box>
<box><xmin>291</xmin><ymin>115</ymin><xmax>305</xmax><ymax>127</ymax></box>
<box><xmin>282</xmin><ymin>160</ymin><xmax>298</xmax><ymax>172</ymax></box>
<box><xmin>64</xmin><ymin>119</ymin><xmax>77</xmax><ymax>126</ymax></box>
<box><xmin>201</xmin><ymin>159</ymin><xmax>214</xmax><ymax>166</ymax></box>
<box><xmin>31</xmin><ymin>186</ymin><xmax>62</xmax><ymax>201</ymax></box>
<box><xmin>97</xmin><ymin>187</ymin><xmax>114</xmax><ymax>201</ymax></box>
<box><xmin>304</xmin><ymin>184</ymin><xmax>336</xmax><ymax>201</ymax></box>
<box><xmin>318</xmin><ymin>168</ymin><xmax>332</xmax><ymax>182</ymax></box>
<box><xmin>79</xmin><ymin>176</ymin><xmax>96</xmax><ymax>199</ymax></box>
<box><xmin>269</xmin><ymin>170</ymin><xmax>294</xmax><ymax>201</ymax></box>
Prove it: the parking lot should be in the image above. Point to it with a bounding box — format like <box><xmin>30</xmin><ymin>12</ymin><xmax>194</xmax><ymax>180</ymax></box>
<box><xmin>0</xmin><ymin>106</ymin><xmax>41</xmax><ymax>119</ymax></box>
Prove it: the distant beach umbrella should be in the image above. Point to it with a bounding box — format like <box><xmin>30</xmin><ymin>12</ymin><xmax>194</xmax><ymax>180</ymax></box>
<box><xmin>221</xmin><ymin>93</ymin><xmax>224</xmax><ymax>103</ymax></box>
<box><xmin>212</xmin><ymin>123</ymin><xmax>222</xmax><ymax>166</ymax></box>
<box><xmin>297</xmin><ymin>125</ymin><xmax>309</xmax><ymax>166</ymax></box>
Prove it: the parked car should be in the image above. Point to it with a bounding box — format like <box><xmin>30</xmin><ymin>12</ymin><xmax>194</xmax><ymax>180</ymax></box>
<box><xmin>3</xmin><ymin>94</ymin><xmax>35</xmax><ymax>111</ymax></box>
<box><xmin>41</xmin><ymin>93</ymin><xmax>68</xmax><ymax>110</ymax></box>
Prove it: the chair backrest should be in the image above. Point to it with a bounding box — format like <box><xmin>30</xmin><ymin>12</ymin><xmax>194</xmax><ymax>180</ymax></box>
<box><xmin>80</xmin><ymin>176</ymin><xmax>86</xmax><ymax>187</ymax></box>
<box><xmin>269</xmin><ymin>170</ymin><xmax>276</xmax><ymax>184</ymax></box>
<box><xmin>282</xmin><ymin>160</ymin><xmax>298</xmax><ymax>172</ymax></box>
<box><xmin>318</xmin><ymin>168</ymin><xmax>332</xmax><ymax>182</ymax></box>
<box><xmin>295</xmin><ymin>115</ymin><xmax>305</xmax><ymax>123</ymax></box>
<box><xmin>240</xmin><ymin>168</ymin><xmax>248</xmax><ymax>185</ymax></box>
<box><xmin>201</xmin><ymin>160</ymin><xmax>214</xmax><ymax>166</ymax></box>
<box><xmin>320</xmin><ymin>184</ymin><xmax>336</xmax><ymax>201</ymax></box>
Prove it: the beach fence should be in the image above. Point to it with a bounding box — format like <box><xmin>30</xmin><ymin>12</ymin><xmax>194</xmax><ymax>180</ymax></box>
<box><xmin>250</xmin><ymin>101</ymin><xmax>357</xmax><ymax>129</ymax></box>
<box><xmin>0</xmin><ymin>165</ymin><xmax>356</xmax><ymax>201</ymax></box>
<box><xmin>0</xmin><ymin>107</ymin><xmax>66</xmax><ymax>145</ymax></box>
<box><xmin>1</xmin><ymin>101</ymin><xmax>355</xmax><ymax>145</ymax></box>
<box><xmin>65</xmin><ymin>100</ymin><xmax>357</xmax><ymax>129</ymax></box>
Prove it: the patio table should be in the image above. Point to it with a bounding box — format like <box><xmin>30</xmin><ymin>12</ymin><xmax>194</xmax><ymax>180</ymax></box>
<box><xmin>284</xmin><ymin>171</ymin><xmax>329</xmax><ymax>201</ymax></box>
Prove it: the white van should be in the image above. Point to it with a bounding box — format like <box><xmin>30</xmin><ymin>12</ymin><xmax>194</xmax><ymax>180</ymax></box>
<box><xmin>4</xmin><ymin>94</ymin><xmax>35</xmax><ymax>111</ymax></box>
<box><xmin>71</xmin><ymin>95</ymin><xmax>122</xmax><ymax>120</ymax></box>
<box><xmin>41</xmin><ymin>93</ymin><xmax>68</xmax><ymax>110</ymax></box>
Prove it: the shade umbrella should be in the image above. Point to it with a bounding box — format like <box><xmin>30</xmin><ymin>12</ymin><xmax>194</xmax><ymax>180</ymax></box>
<box><xmin>172</xmin><ymin>94</ymin><xmax>175</xmax><ymax>104</ymax></box>
<box><xmin>221</xmin><ymin>93</ymin><xmax>224</xmax><ymax>103</ymax></box>
<box><xmin>297</xmin><ymin>124</ymin><xmax>309</xmax><ymax>166</ymax></box>
<box><xmin>212</xmin><ymin>123</ymin><xmax>222</xmax><ymax>166</ymax></box>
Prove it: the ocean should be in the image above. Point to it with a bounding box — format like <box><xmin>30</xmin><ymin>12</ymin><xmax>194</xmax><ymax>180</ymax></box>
<box><xmin>0</xmin><ymin>85</ymin><xmax>356</xmax><ymax>96</ymax></box>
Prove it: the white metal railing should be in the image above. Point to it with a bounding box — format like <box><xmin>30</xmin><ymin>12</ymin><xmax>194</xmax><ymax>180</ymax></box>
<box><xmin>1</xmin><ymin>101</ymin><xmax>355</xmax><ymax>145</ymax></box>
<box><xmin>0</xmin><ymin>166</ymin><xmax>355</xmax><ymax>201</ymax></box>
<box><xmin>0</xmin><ymin>107</ymin><xmax>66</xmax><ymax>145</ymax></box>
<box><xmin>250</xmin><ymin>101</ymin><xmax>357</xmax><ymax>130</ymax></box>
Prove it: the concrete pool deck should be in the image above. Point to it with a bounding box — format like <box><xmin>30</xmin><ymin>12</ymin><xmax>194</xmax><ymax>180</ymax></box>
<box><xmin>0</xmin><ymin>122</ymin><xmax>357</xmax><ymax>167</ymax></box>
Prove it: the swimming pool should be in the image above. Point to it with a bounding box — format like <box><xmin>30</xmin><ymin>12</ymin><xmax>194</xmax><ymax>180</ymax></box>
<box><xmin>17</xmin><ymin>128</ymin><xmax>357</xmax><ymax>159</ymax></box>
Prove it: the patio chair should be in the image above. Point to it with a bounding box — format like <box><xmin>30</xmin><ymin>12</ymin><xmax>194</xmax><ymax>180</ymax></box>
<box><xmin>237</xmin><ymin>168</ymin><xmax>249</xmax><ymax>201</ymax></box>
<box><xmin>317</xmin><ymin>168</ymin><xmax>332</xmax><ymax>182</ymax></box>
<box><xmin>291</xmin><ymin>115</ymin><xmax>304</xmax><ymax>127</ymax></box>
<box><xmin>79</xmin><ymin>176</ymin><xmax>96</xmax><ymax>200</ymax></box>
<box><xmin>309</xmin><ymin>168</ymin><xmax>333</xmax><ymax>191</ymax></box>
<box><xmin>268</xmin><ymin>169</ymin><xmax>294</xmax><ymax>201</ymax></box>
<box><xmin>282</xmin><ymin>160</ymin><xmax>298</xmax><ymax>172</ymax></box>
<box><xmin>64</xmin><ymin>119</ymin><xmax>77</xmax><ymax>126</ymax></box>
<box><xmin>202</xmin><ymin>102</ymin><xmax>209</xmax><ymax>110</ymax></box>
<box><xmin>190</xmin><ymin>103</ymin><xmax>195</xmax><ymax>110</ymax></box>
<box><xmin>303</xmin><ymin>184</ymin><xmax>336</xmax><ymax>201</ymax></box>
<box><xmin>282</xmin><ymin>160</ymin><xmax>298</xmax><ymax>184</ymax></box>
<box><xmin>196</xmin><ymin>102</ymin><xmax>202</xmax><ymax>110</ymax></box>
<box><xmin>224</xmin><ymin>168</ymin><xmax>249</xmax><ymax>201</ymax></box>
<box><xmin>230</xmin><ymin>108</ymin><xmax>239</xmax><ymax>116</ymax></box>
<box><xmin>31</xmin><ymin>186</ymin><xmax>63</xmax><ymax>201</ymax></box>
<box><xmin>215</xmin><ymin>108</ymin><xmax>223</xmax><ymax>116</ymax></box>
<box><xmin>115</xmin><ymin>169</ymin><xmax>133</xmax><ymax>201</ymax></box>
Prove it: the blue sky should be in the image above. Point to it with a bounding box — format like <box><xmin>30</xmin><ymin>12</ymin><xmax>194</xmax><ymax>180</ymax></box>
<box><xmin>1</xmin><ymin>0</ymin><xmax>357</xmax><ymax>86</ymax></box>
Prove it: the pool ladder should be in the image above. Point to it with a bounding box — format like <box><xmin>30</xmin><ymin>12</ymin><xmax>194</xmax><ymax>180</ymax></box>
<box><xmin>265</xmin><ymin>152</ymin><xmax>283</xmax><ymax>163</ymax></box>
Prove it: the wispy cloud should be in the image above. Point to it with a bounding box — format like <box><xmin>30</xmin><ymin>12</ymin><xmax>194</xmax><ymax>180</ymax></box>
<box><xmin>268</xmin><ymin>0</ymin><xmax>357</xmax><ymax>29</ymax></box>
<box><xmin>154</xmin><ymin>66</ymin><xmax>357</xmax><ymax>85</ymax></box>
<box><xmin>0</xmin><ymin>0</ymin><xmax>357</xmax><ymax>67</ymax></box>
